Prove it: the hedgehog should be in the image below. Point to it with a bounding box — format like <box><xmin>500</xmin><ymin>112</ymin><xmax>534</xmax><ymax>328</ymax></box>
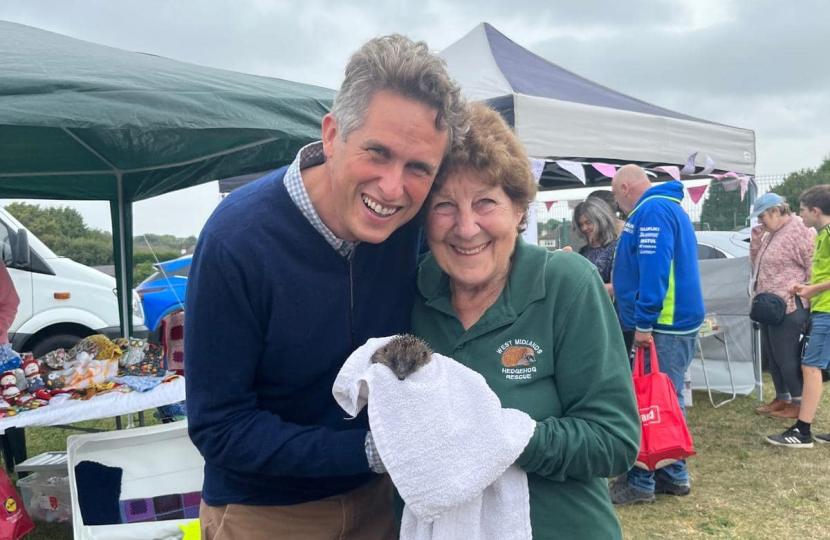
<box><xmin>371</xmin><ymin>335</ymin><xmax>433</xmax><ymax>380</ymax></box>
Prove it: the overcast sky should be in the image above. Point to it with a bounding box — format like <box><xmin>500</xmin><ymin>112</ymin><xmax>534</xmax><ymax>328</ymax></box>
<box><xmin>1</xmin><ymin>0</ymin><xmax>829</xmax><ymax>237</ymax></box>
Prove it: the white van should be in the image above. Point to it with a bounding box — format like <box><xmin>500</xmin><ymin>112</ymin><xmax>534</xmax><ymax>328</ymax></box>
<box><xmin>0</xmin><ymin>206</ymin><xmax>147</xmax><ymax>358</ymax></box>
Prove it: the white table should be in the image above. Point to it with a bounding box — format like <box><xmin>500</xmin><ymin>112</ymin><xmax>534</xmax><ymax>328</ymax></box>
<box><xmin>0</xmin><ymin>377</ymin><xmax>185</xmax><ymax>434</ymax></box>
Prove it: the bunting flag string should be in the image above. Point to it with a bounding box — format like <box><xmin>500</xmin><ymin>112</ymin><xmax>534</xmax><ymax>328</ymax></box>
<box><xmin>591</xmin><ymin>163</ymin><xmax>618</xmax><ymax>178</ymax></box>
<box><xmin>653</xmin><ymin>165</ymin><xmax>681</xmax><ymax>181</ymax></box>
<box><xmin>556</xmin><ymin>160</ymin><xmax>587</xmax><ymax>184</ymax></box>
<box><xmin>529</xmin><ymin>157</ymin><xmax>546</xmax><ymax>183</ymax></box>
<box><xmin>544</xmin><ymin>201</ymin><xmax>555</xmax><ymax>211</ymax></box>
<box><xmin>721</xmin><ymin>178</ymin><xmax>741</xmax><ymax>192</ymax></box>
<box><xmin>530</xmin><ymin>152</ymin><xmax>753</xmax><ymax>201</ymax></box>
<box><xmin>681</xmin><ymin>152</ymin><xmax>698</xmax><ymax>175</ymax></box>
<box><xmin>699</xmin><ymin>156</ymin><xmax>715</xmax><ymax>176</ymax></box>
<box><xmin>686</xmin><ymin>184</ymin><xmax>709</xmax><ymax>205</ymax></box>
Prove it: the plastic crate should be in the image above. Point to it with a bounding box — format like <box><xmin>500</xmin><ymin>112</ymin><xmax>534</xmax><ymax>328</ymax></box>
<box><xmin>16</xmin><ymin>472</ymin><xmax>72</xmax><ymax>523</ymax></box>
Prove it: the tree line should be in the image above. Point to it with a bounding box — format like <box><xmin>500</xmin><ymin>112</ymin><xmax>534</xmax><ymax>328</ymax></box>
<box><xmin>700</xmin><ymin>156</ymin><xmax>830</xmax><ymax>231</ymax></box>
<box><xmin>3</xmin><ymin>203</ymin><xmax>196</xmax><ymax>282</ymax></box>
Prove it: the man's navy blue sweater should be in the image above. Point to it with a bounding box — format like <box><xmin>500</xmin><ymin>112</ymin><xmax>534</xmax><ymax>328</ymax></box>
<box><xmin>185</xmin><ymin>167</ymin><xmax>420</xmax><ymax>506</ymax></box>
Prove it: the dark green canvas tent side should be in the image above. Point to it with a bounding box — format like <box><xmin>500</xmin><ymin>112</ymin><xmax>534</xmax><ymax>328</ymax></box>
<box><xmin>0</xmin><ymin>21</ymin><xmax>335</xmax><ymax>334</ymax></box>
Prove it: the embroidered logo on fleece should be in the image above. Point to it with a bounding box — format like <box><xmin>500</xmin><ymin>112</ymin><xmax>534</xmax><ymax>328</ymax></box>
<box><xmin>496</xmin><ymin>339</ymin><xmax>542</xmax><ymax>380</ymax></box>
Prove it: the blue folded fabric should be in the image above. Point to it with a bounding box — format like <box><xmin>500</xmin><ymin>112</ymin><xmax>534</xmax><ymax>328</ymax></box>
<box><xmin>109</xmin><ymin>376</ymin><xmax>165</xmax><ymax>392</ymax></box>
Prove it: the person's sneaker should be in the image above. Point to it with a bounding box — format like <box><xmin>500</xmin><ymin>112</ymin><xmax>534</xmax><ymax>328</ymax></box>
<box><xmin>755</xmin><ymin>398</ymin><xmax>789</xmax><ymax>415</ymax></box>
<box><xmin>765</xmin><ymin>425</ymin><xmax>814</xmax><ymax>448</ymax></box>
<box><xmin>654</xmin><ymin>475</ymin><xmax>691</xmax><ymax>496</ymax></box>
<box><xmin>815</xmin><ymin>433</ymin><xmax>830</xmax><ymax>445</ymax></box>
<box><xmin>609</xmin><ymin>475</ymin><xmax>655</xmax><ymax>506</ymax></box>
<box><xmin>769</xmin><ymin>403</ymin><xmax>800</xmax><ymax>419</ymax></box>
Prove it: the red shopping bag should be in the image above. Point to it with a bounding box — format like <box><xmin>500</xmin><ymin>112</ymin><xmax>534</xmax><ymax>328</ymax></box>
<box><xmin>0</xmin><ymin>469</ymin><xmax>34</xmax><ymax>540</ymax></box>
<box><xmin>633</xmin><ymin>346</ymin><xmax>695</xmax><ymax>471</ymax></box>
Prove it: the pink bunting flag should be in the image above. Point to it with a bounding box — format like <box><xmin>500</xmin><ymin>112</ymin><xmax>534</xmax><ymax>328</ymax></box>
<box><xmin>591</xmin><ymin>163</ymin><xmax>617</xmax><ymax>179</ymax></box>
<box><xmin>687</xmin><ymin>184</ymin><xmax>708</xmax><ymax>205</ymax></box>
<box><xmin>545</xmin><ymin>201</ymin><xmax>555</xmax><ymax>211</ymax></box>
<box><xmin>739</xmin><ymin>176</ymin><xmax>750</xmax><ymax>201</ymax></box>
<box><xmin>721</xmin><ymin>178</ymin><xmax>741</xmax><ymax>192</ymax></box>
<box><xmin>681</xmin><ymin>152</ymin><xmax>699</xmax><ymax>175</ymax></box>
<box><xmin>529</xmin><ymin>158</ymin><xmax>546</xmax><ymax>183</ymax></box>
<box><xmin>556</xmin><ymin>160</ymin><xmax>587</xmax><ymax>184</ymax></box>
<box><xmin>653</xmin><ymin>166</ymin><xmax>681</xmax><ymax>181</ymax></box>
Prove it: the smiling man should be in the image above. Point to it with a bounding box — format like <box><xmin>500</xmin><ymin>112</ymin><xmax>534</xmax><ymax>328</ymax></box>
<box><xmin>185</xmin><ymin>35</ymin><xmax>467</xmax><ymax>540</ymax></box>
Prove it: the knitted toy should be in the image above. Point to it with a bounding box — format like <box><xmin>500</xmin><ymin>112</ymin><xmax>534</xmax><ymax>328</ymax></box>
<box><xmin>22</xmin><ymin>359</ymin><xmax>45</xmax><ymax>391</ymax></box>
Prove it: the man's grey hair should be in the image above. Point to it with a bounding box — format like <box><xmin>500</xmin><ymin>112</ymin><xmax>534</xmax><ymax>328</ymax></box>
<box><xmin>331</xmin><ymin>34</ymin><xmax>468</xmax><ymax>154</ymax></box>
<box><xmin>573</xmin><ymin>198</ymin><xmax>619</xmax><ymax>247</ymax></box>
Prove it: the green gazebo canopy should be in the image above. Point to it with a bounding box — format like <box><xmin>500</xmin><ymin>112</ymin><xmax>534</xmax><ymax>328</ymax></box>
<box><xmin>0</xmin><ymin>21</ymin><xmax>335</xmax><ymax>334</ymax></box>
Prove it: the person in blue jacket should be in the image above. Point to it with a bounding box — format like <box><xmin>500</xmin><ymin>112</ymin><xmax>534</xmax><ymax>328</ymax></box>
<box><xmin>185</xmin><ymin>35</ymin><xmax>467</xmax><ymax>540</ymax></box>
<box><xmin>609</xmin><ymin>164</ymin><xmax>704</xmax><ymax>506</ymax></box>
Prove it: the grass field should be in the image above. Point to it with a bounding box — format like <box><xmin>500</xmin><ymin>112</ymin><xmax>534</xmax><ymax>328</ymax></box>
<box><xmin>8</xmin><ymin>374</ymin><xmax>830</xmax><ymax>540</ymax></box>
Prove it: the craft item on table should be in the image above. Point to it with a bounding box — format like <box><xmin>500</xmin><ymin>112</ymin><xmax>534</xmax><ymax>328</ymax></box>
<box><xmin>21</xmin><ymin>359</ymin><xmax>45</xmax><ymax>391</ymax></box>
<box><xmin>121</xmin><ymin>343</ymin><xmax>166</xmax><ymax>377</ymax></box>
<box><xmin>31</xmin><ymin>388</ymin><xmax>52</xmax><ymax>401</ymax></box>
<box><xmin>2</xmin><ymin>386</ymin><xmax>20</xmax><ymax>405</ymax></box>
<box><xmin>1</xmin><ymin>370</ymin><xmax>21</xmax><ymax>405</ymax></box>
<box><xmin>114</xmin><ymin>337</ymin><xmax>148</xmax><ymax>367</ymax></box>
<box><xmin>0</xmin><ymin>343</ymin><xmax>22</xmax><ymax>372</ymax></box>
<box><xmin>70</xmin><ymin>381</ymin><xmax>121</xmax><ymax>401</ymax></box>
<box><xmin>13</xmin><ymin>395</ymin><xmax>47</xmax><ymax>411</ymax></box>
<box><xmin>69</xmin><ymin>334</ymin><xmax>124</xmax><ymax>362</ymax></box>
<box><xmin>39</xmin><ymin>348</ymin><xmax>68</xmax><ymax>370</ymax></box>
<box><xmin>162</xmin><ymin>311</ymin><xmax>185</xmax><ymax>374</ymax></box>
<box><xmin>66</xmin><ymin>338</ymin><xmax>99</xmax><ymax>361</ymax></box>
<box><xmin>59</xmin><ymin>354</ymin><xmax>119</xmax><ymax>390</ymax></box>
<box><xmin>44</xmin><ymin>370</ymin><xmax>66</xmax><ymax>392</ymax></box>
<box><xmin>75</xmin><ymin>461</ymin><xmax>123</xmax><ymax>526</ymax></box>
<box><xmin>109</xmin><ymin>376</ymin><xmax>165</xmax><ymax>393</ymax></box>
<box><xmin>119</xmin><ymin>491</ymin><xmax>201</xmax><ymax>523</ymax></box>
<box><xmin>11</xmin><ymin>369</ymin><xmax>28</xmax><ymax>392</ymax></box>
<box><xmin>0</xmin><ymin>371</ymin><xmax>16</xmax><ymax>388</ymax></box>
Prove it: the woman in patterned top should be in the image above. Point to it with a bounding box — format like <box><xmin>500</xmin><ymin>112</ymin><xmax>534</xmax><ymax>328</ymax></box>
<box><xmin>573</xmin><ymin>198</ymin><xmax>619</xmax><ymax>297</ymax></box>
<box><xmin>750</xmin><ymin>192</ymin><xmax>816</xmax><ymax>419</ymax></box>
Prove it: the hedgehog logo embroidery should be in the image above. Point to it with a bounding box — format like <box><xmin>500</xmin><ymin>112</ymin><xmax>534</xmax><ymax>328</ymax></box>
<box><xmin>496</xmin><ymin>339</ymin><xmax>542</xmax><ymax>380</ymax></box>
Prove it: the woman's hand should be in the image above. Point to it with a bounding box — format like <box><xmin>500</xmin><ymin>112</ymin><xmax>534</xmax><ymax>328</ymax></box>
<box><xmin>604</xmin><ymin>283</ymin><xmax>614</xmax><ymax>299</ymax></box>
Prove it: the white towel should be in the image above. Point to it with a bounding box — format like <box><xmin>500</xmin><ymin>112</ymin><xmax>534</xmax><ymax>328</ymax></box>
<box><xmin>332</xmin><ymin>336</ymin><xmax>536</xmax><ymax>540</ymax></box>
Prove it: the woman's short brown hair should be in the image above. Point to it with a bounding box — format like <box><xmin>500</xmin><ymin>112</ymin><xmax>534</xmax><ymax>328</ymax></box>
<box><xmin>430</xmin><ymin>102</ymin><xmax>537</xmax><ymax>231</ymax></box>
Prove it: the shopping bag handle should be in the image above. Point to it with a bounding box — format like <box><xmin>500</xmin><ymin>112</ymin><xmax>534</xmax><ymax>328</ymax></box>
<box><xmin>633</xmin><ymin>345</ymin><xmax>659</xmax><ymax>378</ymax></box>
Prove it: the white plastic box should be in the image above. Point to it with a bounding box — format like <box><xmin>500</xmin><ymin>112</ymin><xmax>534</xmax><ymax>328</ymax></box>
<box><xmin>17</xmin><ymin>472</ymin><xmax>72</xmax><ymax>523</ymax></box>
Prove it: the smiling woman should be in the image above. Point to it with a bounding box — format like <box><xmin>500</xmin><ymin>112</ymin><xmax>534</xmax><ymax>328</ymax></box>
<box><xmin>410</xmin><ymin>102</ymin><xmax>639</xmax><ymax>540</ymax></box>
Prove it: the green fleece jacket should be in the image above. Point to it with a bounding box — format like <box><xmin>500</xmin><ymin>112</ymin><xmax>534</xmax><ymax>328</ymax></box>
<box><xmin>411</xmin><ymin>240</ymin><xmax>640</xmax><ymax>540</ymax></box>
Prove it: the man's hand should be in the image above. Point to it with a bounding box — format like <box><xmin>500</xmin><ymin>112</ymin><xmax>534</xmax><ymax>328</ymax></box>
<box><xmin>634</xmin><ymin>330</ymin><xmax>653</xmax><ymax>349</ymax></box>
<box><xmin>604</xmin><ymin>283</ymin><xmax>614</xmax><ymax>299</ymax></box>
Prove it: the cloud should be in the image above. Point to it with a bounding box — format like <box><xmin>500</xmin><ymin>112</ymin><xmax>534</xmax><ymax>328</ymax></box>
<box><xmin>1</xmin><ymin>0</ymin><xmax>828</xmax><ymax>235</ymax></box>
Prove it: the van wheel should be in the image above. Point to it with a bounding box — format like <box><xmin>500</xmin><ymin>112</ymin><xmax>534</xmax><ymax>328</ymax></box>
<box><xmin>28</xmin><ymin>333</ymin><xmax>86</xmax><ymax>359</ymax></box>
